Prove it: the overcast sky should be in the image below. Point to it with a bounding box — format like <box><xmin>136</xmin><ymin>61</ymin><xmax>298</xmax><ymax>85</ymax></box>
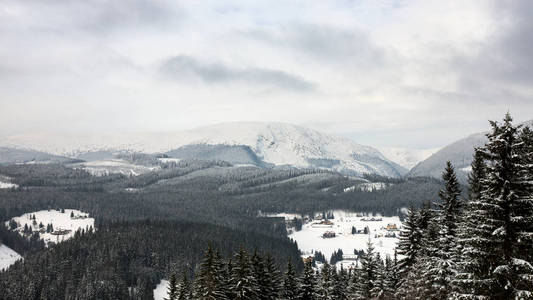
<box><xmin>1</xmin><ymin>0</ymin><xmax>532</xmax><ymax>148</ymax></box>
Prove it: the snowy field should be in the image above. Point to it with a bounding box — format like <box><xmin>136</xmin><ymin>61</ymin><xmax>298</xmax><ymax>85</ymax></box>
<box><xmin>287</xmin><ymin>210</ymin><xmax>402</xmax><ymax>263</ymax></box>
<box><xmin>153</xmin><ymin>280</ymin><xmax>169</xmax><ymax>300</ymax></box>
<box><xmin>69</xmin><ymin>159</ymin><xmax>159</xmax><ymax>176</ymax></box>
<box><xmin>0</xmin><ymin>244</ymin><xmax>22</xmax><ymax>271</ymax></box>
<box><xmin>6</xmin><ymin>209</ymin><xmax>95</xmax><ymax>246</ymax></box>
<box><xmin>0</xmin><ymin>181</ymin><xmax>18</xmax><ymax>189</ymax></box>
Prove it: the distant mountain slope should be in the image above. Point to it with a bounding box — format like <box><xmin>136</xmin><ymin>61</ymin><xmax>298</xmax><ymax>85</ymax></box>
<box><xmin>408</xmin><ymin>119</ymin><xmax>533</xmax><ymax>181</ymax></box>
<box><xmin>0</xmin><ymin>147</ymin><xmax>78</xmax><ymax>165</ymax></box>
<box><xmin>378</xmin><ymin>147</ymin><xmax>440</xmax><ymax>170</ymax></box>
<box><xmin>1</xmin><ymin>122</ymin><xmax>407</xmax><ymax>177</ymax></box>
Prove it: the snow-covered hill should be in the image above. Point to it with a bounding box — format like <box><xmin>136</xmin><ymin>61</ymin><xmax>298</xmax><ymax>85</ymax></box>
<box><xmin>408</xmin><ymin>119</ymin><xmax>533</xmax><ymax>181</ymax></box>
<box><xmin>1</xmin><ymin>122</ymin><xmax>407</xmax><ymax>177</ymax></box>
<box><xmin>378</xmin><ymin>147</ymin><xmax>440</xmax><ymax>170</ymax></box>
<box><xmin>0</xmin><ymin>244</ymin><xmax>21</xmax><ymax>271</ymax></box>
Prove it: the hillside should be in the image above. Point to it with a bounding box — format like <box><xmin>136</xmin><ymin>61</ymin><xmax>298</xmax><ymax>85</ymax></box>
<box><xmin>408</xmin><ymin>119</ymin><xmax>533</xmax><ymax>181</ymax></box>
<box><xmin>1</xmin><ymin>122</ymin><xmax>407</xmax><ymax>178</ymax></box>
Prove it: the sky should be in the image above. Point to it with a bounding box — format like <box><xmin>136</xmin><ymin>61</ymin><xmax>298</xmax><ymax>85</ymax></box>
<box><xmin>1</xmin><ymin>0</ymin><xmax>532</xmax><ymax>148</ymax></box>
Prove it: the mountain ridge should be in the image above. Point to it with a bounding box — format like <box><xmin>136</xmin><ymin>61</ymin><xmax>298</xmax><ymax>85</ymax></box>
<box><xmin>1</xmin><ymin>122</ymin><xmax>407</xmax><ymax>178</ymax></box>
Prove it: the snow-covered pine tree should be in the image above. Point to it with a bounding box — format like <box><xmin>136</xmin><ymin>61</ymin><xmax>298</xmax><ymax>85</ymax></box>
<box><xmin>194</xmin><ymin>245</ymin><xmax>227</xmax><ymax>299</ymax></box>
<box><xmin>176</xmin><ymin>272</ymin><xmax>192</xmax><ymax>300</ymax></box>
<box><xmin>165</xmin><ymin>273</ymin><xmax>178</xmax><ymax>300</ymax></box>
<box><xmin>299</xmin><ymin>259</ymin><xmax>318</xmax><ymax>300</ymax></box>
<box><xmin>424</xmin><ymin>161</ymin><xmax>462</xmax><ymax>298</ymax></box>
<box><xmin>480</xmin><ymin>113</ymin><xmax>533</xmax><ymax>298</ymax></box>
<box><xmin>357</xmin><ymin>238</ymin><xmax>378</xmax><ymax>299</ymax></box>
<box><xmin>251</xmin><ymin>250</ymin><xmax>270</xmax><ymax>300</ymax></box>
<box><xmin>283</xmin><ymin>260</ymin><xmax>299</xmax><ymax>300</ymax></box>
<box><xmin>231</xmin><ymin>248</ymin><xmax>259</xmax><ymax>300</ymax></box>
<box><xmin>396</xmin><ymin>205</ymin><xmax>422</xmax><ymax>281</ymax></box>
<box><xmin>453</xmin><ymin>148</ymin><xmax>499</xmax><ymax>298</ymax></box>
<box><xmin>331</xmin><ymin>265</ymin><xmax>348</xmax><ymax>300</ymax></box>
<box><xmin>317</xmin><ymin>262</ymin><xmax>334</xmax><ymax>300</ymax></box>
<box><xmin>382</xmin><ymin>254</ymin><xmax>396</xmax><ymax>297</ymax></box>
<box><xmin>264</xmin><ymin>254</ymin><xmax>281</xmax><ymax>299</ymax></box>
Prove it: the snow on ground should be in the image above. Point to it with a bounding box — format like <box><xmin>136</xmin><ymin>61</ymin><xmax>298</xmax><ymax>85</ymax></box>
<box><xmin>288</xmin><ymin>210</ymin><xmax>402</xmax><ymax>262</ymax></box>
<box><xmin>158</xmin><ymin>157</ymin><xmax>181</xmax><ymax>164</ymax></box>
<box><xmin>6</xmin><ymin>209</ymin><xmax>95</xmax><ymax>246</ymax></box>
<box><xmin>0</xmin><ymin>244</ymin><xmax>22</xmax><ymax>271</ymax></box>
<box><xmin>69</xmin><ymin>159</ymin><xmax>159</xmax><ymax>176</ymax></box>
<box><xmin>343</xmin><ymin>182</ymin><xmax>389</xmax><ymax>193</ymax></box>
<box><xmin>0</xmin><ymin>181</ymin><xmax>18</xmax><ymax>189</ymax></box>
<box><xmin>153</xmin><ymin>280</ymin><xmax>169</xmax><ymax>300</ymax></box>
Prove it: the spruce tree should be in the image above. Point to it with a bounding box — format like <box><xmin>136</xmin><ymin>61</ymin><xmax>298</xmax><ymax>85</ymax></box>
<box><xmin>166</xmin><ymin>273</ymin><xmax>178</xmax><ymax>300</ymax></box>
<box><xmin>299</xmin><ymin>259</ymin><xmax>318</xmax><ymax>300</ymax></box>
<box><xmin>195</xmin><ymin>245</ymin><xmax>227</xmax><ymax>299</ymax></box>
<box><xmin>317</xmin><ymin>262</ymin><xmax>334</xmax><ymax>300</ymax></box>
<box><xmin>357</xmin><ymin>239</ymin><xmax>378</xmax><ymax>299</ymax></box>
<box><xmin>425</xmin><ymin>161</ymin><xmax>462</xmax><ymax>298</ymax></box>
<box><xmin>264</xmin><ymin>254</ymin><xmax>281</xmax><ymax>299</ymax></box>
<box><xmin>396</xmin><ymin>205</ymin><xmax>422</xmax><ymax>280</ymax></box>
<box><xmin>176</xmin><ymin>272</ymin><xmax>192</xmax><ymax>300</ymax></box>
<box><xmin>231</xmin><ymin>248</ymin><xmax>258</xmax><ymax>300</ymax></box>
<box><xmin>453</xmin><ymin>149</ymin><xmax>498</xmax><ymax>298</ymax></box>
<box><xmin>283</xmin><ymin>260</ymin><xmax>299</xmax><ymax>300</ymax></box>
<box><xmin>482</xmin><ymin>114</ymin><xmax>533</xmax><ymax>298</ymax></box>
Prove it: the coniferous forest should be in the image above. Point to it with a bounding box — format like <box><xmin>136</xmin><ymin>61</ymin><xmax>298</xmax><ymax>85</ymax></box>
<box><xmin>1</xmin><ymin>114</ymin><xmax>532</xmax><ymax>299</ymax></box>
<box><xmin>155</xmin><ymin>113</ymin><xmax>533</xmax><ymax>300</ymax></box>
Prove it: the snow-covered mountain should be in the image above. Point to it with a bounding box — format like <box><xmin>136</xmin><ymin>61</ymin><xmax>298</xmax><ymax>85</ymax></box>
<box><xmin>408</xmin><ymin>119</ymin><xmax>533</xmax><ymax>181</ymax></box>
<box><xmin>1</xmin><ymin>122</ymin><xmax>407</xmax><ymax>177</ymax></box>
<box><xmin>377</xmin><ymin>147</ymin><xmax>440</xmax><ymax>170</ymax></box>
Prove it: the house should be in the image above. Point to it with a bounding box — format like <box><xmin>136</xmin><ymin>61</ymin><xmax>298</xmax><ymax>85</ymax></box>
<box><xmin>386</xmin><ymin>223</ymin><xmax>398</xmax><ymax>231</ymax></box>
<box><xmin>319</xmin><ymin>220</ymin><xmax>334</xmax><ymax>226</ymax></box>
<box><xmin>51</xmin><ymin>229</ymin><xmax>71</xmax><ymax>236</ymax></box>
<box><xmin>322</xmin><ymin>231</ymin><xmax>336</xmax><ymax>238</ymax></box>
<box><xmin>342</xmin><ymin>254</ymin><xmax>358</xmax><ymax>261</ymax></box>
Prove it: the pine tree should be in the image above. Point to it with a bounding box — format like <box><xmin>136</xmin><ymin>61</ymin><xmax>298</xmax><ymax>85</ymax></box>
<box><xmin>453</xmin><ymin>149</ymin><xmax>498</xmax><ymax>298</ymax></box>
<box><xmin>425</xmin><ymin>161</ymin><xmax>462</xmax><ymax>298</ymax></box>
<box><xmin>299</xmin><ymin>259</ymin><xmax>318</xmax><ymax>300</ymax></box>
<box><xmin>176</xmin><ymin>272</ymin><xmax>192</xmax><ymax>300</ymax></box>
<box><xmin>283</xmin><ymin>260</ymin><xmax>299</xmax><ymax>300</ymax></box>
<box><xmin>332</xmin><ymin>265</ymin><xmax>348</xmax><ymax>300</ymax></box>
<box><xmin>357</xmin><ymin>239</ymin><xmax>378</xmax><ymax>299</ymax></box>
<box><xmin>251</xmin><ymin>250</ymin><xmax>269</xmax><ymax>300</ymax></box>
<box><xmin>195</xmin><ymin>245</ymin><xmax>227</xmax><ymax>299</ymax></box>
<box><xmin>165</xmin><ymin>273</ymin><xmax>178</xmax><ymax>300</ymax></box>
<box><xmin>455</xmin><ymin>114</ymin><xmax>533</xmax><ymax>298</ymax></box>
<box><xmin>317</xmin><ymin>262</ymin><xmax>334</xmax><ymax>300</ymax></box>
<box><xmin>231</xmin><ymin>248</ymin><xmax>258</xmax><ymax>300</ymax></box>
<box><xmin>264</xmin><ymin>254</ymin><xmax>281</xmax><ymax>299</ymax></box>
<box><xmin>396</xmin><ymin>205</ymin><xmax>422</xmax><ymax>280</ymax></box>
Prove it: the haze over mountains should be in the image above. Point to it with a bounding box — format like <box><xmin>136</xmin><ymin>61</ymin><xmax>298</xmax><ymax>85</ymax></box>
<box><xmin>0</xmin><ymin>123</ymin><xmax>409</xmax><ymax>178</ymax></box>
<box><xmin>1</xmin><ymin>119</ymin><xmax>531</xmax><ymax>180</ymax></box>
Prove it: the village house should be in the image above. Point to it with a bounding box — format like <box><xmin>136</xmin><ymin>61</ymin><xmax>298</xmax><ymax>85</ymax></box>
<box><xmin>322</xmin><ymin>231</ymin><xmax>336</xmax><ymax>238</ymax></box>
<box><xmin>386</xmin><ymin>223</ymin><xmax>398</xmax><ymax>231</ymax></box>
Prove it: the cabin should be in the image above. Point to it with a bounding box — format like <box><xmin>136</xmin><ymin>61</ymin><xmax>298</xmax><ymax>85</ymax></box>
<box><xmin>386</xmin><ymin>223</ymin><xmax>398</xmax><ymax>231</ymax></box>
<box><xmin>385</xmin><ymin>232</ymin><xmax>396</xmax><ymax>238</ymax></box>
<box><xmin>342</xmin><ymin>254</ymin><xmax>358</xmax><ymax>261</ymax></box>
<box><xmin>322</xmin><ymin>231</ymin><xmax>336</xmax><ymax>238</ymax></box>
<box><xmin>51</xmin><ymin>229</ymin><xmax>71</xmax><ymax>236</ymax></box>
<box><xmin>318</xmin><ymin>220</ymin><xmax>334</xmax><ymax>226</ymax></box>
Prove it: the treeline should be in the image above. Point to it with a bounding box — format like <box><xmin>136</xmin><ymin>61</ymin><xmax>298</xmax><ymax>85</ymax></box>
<box><xmin>0</xmin><ymin>162</ymin><xmax>445</xmax><ymax>237</ymax></box>
<box><xmin>0</xmin><ymin>220</ymin><xmax>303</xmax><ymax>300</ymax></box>
<box><xmin>165</xmin><ymin>242</ymin><xmax>399</xmax><ymax>300</ymax></box>
<box><xmin>395</xmin><ymin>114</ymin><xmax>533</xmax><ymax>299</ymax></box>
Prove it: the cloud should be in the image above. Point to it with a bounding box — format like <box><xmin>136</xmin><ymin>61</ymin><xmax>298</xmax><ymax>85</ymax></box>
<box><xmin>159</xmin><ymin>55</ymin><xmax>315</xmax><ymax>92</ymax></box>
